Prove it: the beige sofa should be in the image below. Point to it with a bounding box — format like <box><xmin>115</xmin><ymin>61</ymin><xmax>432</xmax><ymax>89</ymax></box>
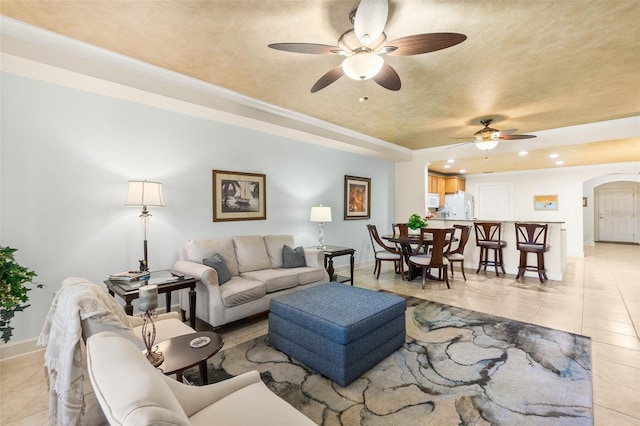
<box><xmin>87</xmin><ymin>331</ymin><xmax>316</xmax><ymax>425</ymax></box>
<box><xmin>173</xmin><ymin>235</ymin><xmax>329</xmax><ymax>328</ymax></box>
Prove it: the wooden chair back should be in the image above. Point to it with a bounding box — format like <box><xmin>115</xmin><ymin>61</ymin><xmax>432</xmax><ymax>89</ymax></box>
<box><xmin>392</xmin><ymin>223</ymin><xmax>409</xmax><ymax>237</ymax></box>
<box><xmin>415</xmin><ymin>227</ymin><xmax>454</xmax><ymax>265</ymax></box>
<box><xmin>447</xmin><ymin>225</ymin><xmax>471</xmax><ymax>256</ymax></box>
<box><xmin>474</xmin><ymin>222</ymin><xmax>502</xmax><ymax>244</ymax></box>
<box><xmin>515</xmin><ymin>223</ymin><xmax>549</xmax><ymax>250</ymax></box>
<box><xmin>367</xmin><ymin>224</ymin><xmax>398</xmax><ymax>254</ymax></box>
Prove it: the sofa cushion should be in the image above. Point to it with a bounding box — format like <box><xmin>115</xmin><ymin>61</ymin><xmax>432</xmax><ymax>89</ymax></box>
<box><xmin>219</xmin><ymin>276</ymin><xmax>266</xmax><ymax>308</ymax></box>
<box><xmin>242</xmin><ymin>269</ymin><xmax>299</xmax><ymax>293</ymax></box>
<box><xmin>264</xmin><ymin>235</ymin><xmax>295</xmax><ymax>268</ymax></box>
<box><xmin>233</xmin><ymin>235</ymin><xmax>272</xmax><ymax>273</ymax></box>
<box><xmin>296</xmin><ymin>267</ymin><xmax>327</xmax><ymax>285</ymax></box>
<box><xmin>183</xmin><ymin>239</ymin><xmax>239</xmax><ymax>276</ymax></box>
<box><xmin>282</xmin><ymin>245</ymin><xmax>306</xmax><ymax>268</ymax></box>
<box><xmin>203</xmin><ymin>253</ymin><xmax>232</xmax><ymax>284</ymax></box>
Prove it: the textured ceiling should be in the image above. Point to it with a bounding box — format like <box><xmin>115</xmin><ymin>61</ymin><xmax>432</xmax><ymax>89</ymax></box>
<box><xmin>1</xmin><ymin>0</ymin><xmax>639</xmax><ymax>173</ymax></box>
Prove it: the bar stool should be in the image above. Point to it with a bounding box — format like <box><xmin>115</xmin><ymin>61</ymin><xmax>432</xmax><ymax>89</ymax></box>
<box><xmin>515</xmin><ymin>223</ymin><xmax>550</xmax><ymax>283</ymax></box>
<box><xmin>473</xmin><ymin>222</ymin><xmax>507</xmax><ymax>276</ymax></box>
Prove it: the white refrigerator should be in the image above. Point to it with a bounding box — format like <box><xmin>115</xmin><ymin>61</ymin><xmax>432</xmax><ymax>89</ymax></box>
<box><xmin>444</xmin><ymin>192</ymin><xmax>474</xmax><ymax>220</ymax></box>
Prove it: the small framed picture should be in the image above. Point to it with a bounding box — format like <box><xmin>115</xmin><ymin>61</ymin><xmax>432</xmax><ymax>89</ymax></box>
<box><xmin>344</xmin><ymin>175</ymin><xmax>371</xmax><ymax>220</ymax></box>
<box><xmin>212</xmin><ymin>170</ymin><xmax>266</xmax><ymax>221</ymax></box>
<box><xmin>534</xmin><ymin>194</ymin><xmax>558</xmax><ymax>211</ymax></box>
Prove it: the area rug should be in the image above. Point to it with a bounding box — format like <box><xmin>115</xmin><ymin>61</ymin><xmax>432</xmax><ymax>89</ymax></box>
<box><xmin>184</xmin><ymin>298</ymin><xmax>592</xmax><ymax>425</ymax></box>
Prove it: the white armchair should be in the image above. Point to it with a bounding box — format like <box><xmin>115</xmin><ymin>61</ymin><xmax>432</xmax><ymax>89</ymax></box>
<box><xmin>87</xmin><ymin>332</ymin><xmax>316</xmax><ymax>425</ymax></box>
<box><xmin>39</xmin><ymin>277</ymin><xmax>196</xmax><ymax>425</ymax></box>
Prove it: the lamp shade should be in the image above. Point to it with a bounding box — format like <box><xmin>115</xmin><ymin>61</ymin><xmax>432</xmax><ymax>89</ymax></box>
<box><xmin>310</xmin><ymin>205</ymin><xmax>332</xmax><ymax>223</ymax></box>
<box><xmin>342</xmin><ymin>51</ymin><xmax>384</xmax><ymax>81</ymax></box>
<box><xmin>124</xmin><ymin>181</ymin><xmax>165</xmax><ymax>207</ymax></box>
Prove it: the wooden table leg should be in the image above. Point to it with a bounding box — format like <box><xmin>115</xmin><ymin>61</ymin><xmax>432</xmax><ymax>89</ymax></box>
<box><xmin>165</xmin><ymin>292</ymin><xmax>172</xmax><ymax>313</ymax></box>
<box><xmin>189</xmin><ymin>287</ymin><xmax>196</xmax><ymax>329</ymax></box>
<box><xmin>349</xmin><ymin>252</ymin><xmax>355</xmax><ymax>285</ymax></box>
<box><xmin>199</xmin><ymin>361</ymin><xmax>208</xmax><ymax>385</ymax></box>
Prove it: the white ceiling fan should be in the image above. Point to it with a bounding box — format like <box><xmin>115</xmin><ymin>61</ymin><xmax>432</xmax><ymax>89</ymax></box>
<box><xmin>268</xmin><ymin>0</ymin><xmax>467</xmax><ymax>93</ymax></box>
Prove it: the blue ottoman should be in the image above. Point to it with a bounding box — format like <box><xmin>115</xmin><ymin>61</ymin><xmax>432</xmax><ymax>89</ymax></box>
<box><xmin>268</xmin><ymin>282</ymin><xmax>407</xmax><ymax>386</ymax></box>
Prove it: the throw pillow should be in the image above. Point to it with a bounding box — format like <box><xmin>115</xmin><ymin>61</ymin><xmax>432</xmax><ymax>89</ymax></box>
<box><xmin>203</xmin><ymin>253</ymin><xmax>232</xmax><ymax>285</ymax></box>
<box><xmin>282</xmin><ymin>245</ymin><xmax>306</xmax><ymax>268</ymax></box>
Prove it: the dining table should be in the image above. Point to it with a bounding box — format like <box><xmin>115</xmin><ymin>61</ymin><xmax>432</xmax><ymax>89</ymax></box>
<box><xmin>382</xmin><ymin>233</ymin><xmax>457</xmax><ymax>281</ymax></box>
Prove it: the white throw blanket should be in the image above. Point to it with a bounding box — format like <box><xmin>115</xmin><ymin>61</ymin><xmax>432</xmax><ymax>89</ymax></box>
<box><xmin>38</xmin><ymin>277</ymin><xmax>132</xmax><ymax>426</ymax></box>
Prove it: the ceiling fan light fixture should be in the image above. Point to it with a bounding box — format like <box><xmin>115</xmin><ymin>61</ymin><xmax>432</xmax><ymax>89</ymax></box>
<box><xmin>475</xmin><ymin>140</ymin><xmax>499</xmax><ymax>150</ymax></box>
<box><xmin>342</xmin><ymin>51</ymin><xmax>384</xmax><ymax>81</ymax></box>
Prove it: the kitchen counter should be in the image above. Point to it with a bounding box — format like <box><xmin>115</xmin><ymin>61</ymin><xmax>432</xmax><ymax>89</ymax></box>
<box><xmin>427</xmin><ymin>219</ymin><xmax>567</xmax><ymax>281</ymax></box>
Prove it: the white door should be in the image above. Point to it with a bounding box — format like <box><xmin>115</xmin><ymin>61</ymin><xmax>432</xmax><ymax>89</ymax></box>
<box><xmin>597</xmin><ymin>187</ymin><xmax>635</xmax><ymax>242</ymax></box>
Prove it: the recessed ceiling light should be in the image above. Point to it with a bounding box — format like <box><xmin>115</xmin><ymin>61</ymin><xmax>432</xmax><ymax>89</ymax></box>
<box><xmin>447</xmin><ymin>159</ymin><xmax>455</xmax><ymax>163</ymax></box>
<box><xmin>549</xmin><ymin>153</ymin><xmax>559</xmax><ymax>158</ymax></box>
<box><xmin>358</xmin><ymin>96</ymin><xmax>369</xmax><ymax>102</ymax></box>
<box><xmin>444</xmin><ymin>164</ymin><xmax>451</xmax><ymax>169</ymax></box>
<box><xmin>555</xmin><ymin>160</ymin><xmax>564</xmax><ymax>165</ymax></box>
<box><xmin>518</xmin><ymin>151</ymin><xmax>528</xmax><ymax>156</ymax></box>
<box><xmin>460</xmin><ymin>169</ymin><xmax>466</xmax><ymax>173</ymax></box>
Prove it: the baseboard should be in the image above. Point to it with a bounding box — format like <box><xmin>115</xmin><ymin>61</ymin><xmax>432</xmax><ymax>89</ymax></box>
<box><xmin>0</xmin><ymin>337</ymin><xmax>40</xmax><ymax>361</ymax></box>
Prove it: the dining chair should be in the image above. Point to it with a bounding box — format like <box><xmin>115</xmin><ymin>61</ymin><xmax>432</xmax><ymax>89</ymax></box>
<box><xmin>391</xmin><ymin>223</ymin><xmax>409</xmax><ymax>236</ymax></box>
<box><xmin>473</xmin><ymin>222</ymin><xmax>507</xmax><ymax>276</ymax></box>
<box><xmin>408</xmin><ymin>228</ymin><xmax>454</xmax><ymax>289</ymax></box>
<box><xmin>366</xmin><ymin>224</ymin><xmax>404</xmax><ymax>280</ymax></box>
<box><xmin>445</xmin><ymin>224</ymin><xmax>471</xmax><ymax>280</ymax></box>
<box><xmin>515</xmin><ymin>223</ymin><xmax>550</xmax><ymax>282</ymax></box>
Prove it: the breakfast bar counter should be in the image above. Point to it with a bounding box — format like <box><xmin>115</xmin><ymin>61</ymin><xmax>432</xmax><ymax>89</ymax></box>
<box><xmin>428</xmin><ymin>219</ymin><xmax>567</xmax><ymax>281</ymax></box>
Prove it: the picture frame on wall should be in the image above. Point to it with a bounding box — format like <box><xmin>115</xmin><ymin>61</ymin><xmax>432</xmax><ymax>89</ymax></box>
<box><xmin>344</xmin><ymin>175</ymin><xmax>371</xmax><ymax>220</ymax></box>
<box><xmin>533</xmin><ymin>194</ymin><xmax>558</xmax><ymax>211</ymax></box>
<box><xmin>212</xmin><ymin>170</ymin><xmax>266</xmax><ymax>221</ymax></box>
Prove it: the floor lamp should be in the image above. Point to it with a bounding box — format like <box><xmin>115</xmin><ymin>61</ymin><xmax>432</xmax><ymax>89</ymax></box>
<box><xmin>125</xmin><ymin>180</ymin><xmax>165</xmax><ymax>271</ymax></box>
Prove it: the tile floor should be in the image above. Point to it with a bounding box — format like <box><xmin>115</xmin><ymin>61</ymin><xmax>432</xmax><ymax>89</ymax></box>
<box><xmin>1</xmin><ymin>243</ymin><xmax>638</xmax><ymax>425</ymax></box>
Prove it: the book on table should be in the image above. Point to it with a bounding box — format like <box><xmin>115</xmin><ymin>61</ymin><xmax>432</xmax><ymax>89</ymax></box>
<box><xmin>107</xmin><ymin>271</ymin><xmax>150</xmax><ymax>281</ymax></box>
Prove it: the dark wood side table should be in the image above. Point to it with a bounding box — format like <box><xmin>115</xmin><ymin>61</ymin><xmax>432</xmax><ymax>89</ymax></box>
<box><xmin>104</xmin><ymin>270</ymin><xmax>198</xmax><ymax>329</ymax></box>
<box><xmin>321</xmin><ymin>245</ymin><xmax>355</xmax><ymax>285</ymax></box>
<box><xmin>152</xmin><ymin>331</ymin><xmax>224</xmax><ymax>384</ymax></box>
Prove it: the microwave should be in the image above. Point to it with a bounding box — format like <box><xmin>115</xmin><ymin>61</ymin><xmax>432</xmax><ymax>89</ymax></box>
<box><xmin>427</xmin><ymin>193</ymin><xmax>440</xmax><ymax>208</ymax></box>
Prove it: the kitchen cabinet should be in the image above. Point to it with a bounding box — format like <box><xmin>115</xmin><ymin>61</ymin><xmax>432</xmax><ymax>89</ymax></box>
<box><xmin>428</xmin><ymin>174</ymin><xmax>446</xmax><ymax>206</ymax></box>
<box><xmin>445</xmin><ymin>177</ymin><xmax>466</xmax><ymax>194</ymax></box>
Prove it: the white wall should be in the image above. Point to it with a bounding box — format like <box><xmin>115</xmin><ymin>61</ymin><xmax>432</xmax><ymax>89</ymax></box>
<box><xmin>464</xmin><ymin>164</ymin><xmax>640</xmax><ymax>257</ymax></box>
<box><xmin>0</xmin><ymin>72</ymin><xmax>395</xmax><ymax>343</ymax></box>
<box><xmin>396</xmin><ymin>152</ymin><xmax>640</xmax><ymax>258</ymax></box>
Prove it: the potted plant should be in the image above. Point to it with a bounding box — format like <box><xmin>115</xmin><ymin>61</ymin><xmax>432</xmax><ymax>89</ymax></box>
<box><xmin>0</xmin><ymin>246</ymin><xmax>42</xmax><ymax>343</ymax></box>
<box><xmin>407</xmin><ymin>214</ymin><xmax>428</xmax><ymax>230</ymax></box>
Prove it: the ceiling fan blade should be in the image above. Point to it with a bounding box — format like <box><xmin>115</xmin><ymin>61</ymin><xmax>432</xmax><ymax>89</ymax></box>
<box><xmin>499</xmin><ymin>134</ymin><xmax>537</xmax><ymax>140</ymax></box>
<box><xmin>386</xmin><ymin>33</ymin><xmax>467</xmax><ymax>56</ymax></box>
<box><xmin>496</xmin><ymin>128</ymin><xmax>518</xmax><ymax>136</ymax></box>
<box><xmin>268</xmin><ymin>43</ymin><xmax>343</xmax><ymax>55</ymax></box>
<box><xmin>354</xmin><ymin>0</ymin><xmax>388</xmax><ymax>46</ymax></box>
<box><xmin>373</xmin><ymin>63</ymin><xmax>401</xmax><ymax>91</ymax></box>
<box><xmin>310</xmin><ymin>65</ymin><xmax>345</xmax><ymax>93</ymax></box>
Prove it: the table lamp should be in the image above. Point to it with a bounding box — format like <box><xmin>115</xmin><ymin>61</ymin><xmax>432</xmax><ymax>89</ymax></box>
<box><xmin>310</xmin><ymin>205</ymin><xmax>332</xmax><ymax>249</ymax></box>
<box><xmin>125</xmin><ymin>180</ymin><xmax>164</xmax><ymax>271</ymax></box>
<box><xmin>139</xmin><ymin>284</ymin><xmax>164</xmax><ymax>367</ymax></box>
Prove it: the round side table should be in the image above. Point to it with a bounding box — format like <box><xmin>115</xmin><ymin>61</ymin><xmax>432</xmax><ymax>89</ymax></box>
<box><xmin>151</xmin><ymin>331</ymin><xmax>224</xmax><ymax>384</ymax></box>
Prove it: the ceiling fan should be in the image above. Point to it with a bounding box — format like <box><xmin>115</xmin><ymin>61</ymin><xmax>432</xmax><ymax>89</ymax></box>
<box><xmin>450</xmin><ymin>119</ymin><xmax>537</xmax><ymax>151</ymax></box>
<box><xmin>268</xmin><ymin>0</ymin><xmax>466</xmax><ymax>93</ymax></box>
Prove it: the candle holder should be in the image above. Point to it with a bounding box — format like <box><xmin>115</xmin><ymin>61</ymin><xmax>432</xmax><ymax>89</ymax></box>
<box><xmin>141</xmin><ymin>309</ymin><xmax>164</xmax><ymax>367</ymax></box>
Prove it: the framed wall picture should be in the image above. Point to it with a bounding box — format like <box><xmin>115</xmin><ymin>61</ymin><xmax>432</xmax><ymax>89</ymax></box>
<box><xmin>534</xmin><ymin>194</ymin><xmax>558</xmax><ymax>211</ymax></box>
<box><xmin>212</xmin><ymin>170</ymin><xmax>266</xmax><ymax>221</ymax></box>
<box><xmin>344</xmin><ymin>175</ymin><xmax>371</xmax><ymax>220</ymax></box>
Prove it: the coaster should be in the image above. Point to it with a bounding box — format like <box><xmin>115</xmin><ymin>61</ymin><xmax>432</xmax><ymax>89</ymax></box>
<box><xmin>190</xmin><ymin>336</ymin><xmax>210</xmax><ymax>348</ymax></box>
